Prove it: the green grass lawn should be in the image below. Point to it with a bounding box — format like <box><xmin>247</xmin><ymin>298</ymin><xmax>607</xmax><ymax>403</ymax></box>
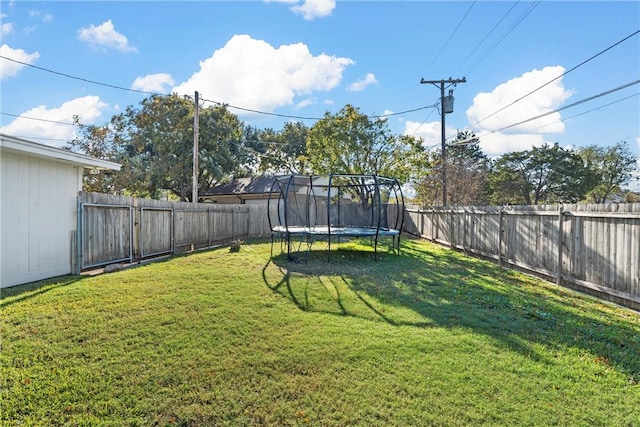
<box><xmin>1</xmin><ymin>237</ymin><xmax>639</xmax><ymax>426</ymax></box>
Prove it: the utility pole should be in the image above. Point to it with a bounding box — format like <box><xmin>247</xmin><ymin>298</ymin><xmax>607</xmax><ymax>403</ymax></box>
<box><xmin>192</xmin><ymin>91</ymin><xmax>199</xmax><ymax>204</ymax></box>
<box><xmin>420</xmin><ymin>77</ymin><xmax>466</xmax><ymax>206</ymax></box>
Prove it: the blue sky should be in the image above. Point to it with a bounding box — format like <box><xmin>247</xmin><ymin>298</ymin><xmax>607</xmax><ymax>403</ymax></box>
<box><xmin>1</xmin><ymin>1</ymin><xmax>639</xmax><ymax>172</ymax></box>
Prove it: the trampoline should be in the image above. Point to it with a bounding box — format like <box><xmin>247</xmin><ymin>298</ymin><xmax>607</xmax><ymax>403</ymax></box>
<box><xmin>268</xmin><ymin>174</ymin><xmax>405</xmax><ymax>261</ymax></box>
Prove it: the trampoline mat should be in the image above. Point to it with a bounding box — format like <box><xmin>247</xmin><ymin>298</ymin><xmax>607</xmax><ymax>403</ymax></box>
<box><xmin>271</xmin><ymin>225</ymin><xmax>400</xmax><ymax>237</ymax></box>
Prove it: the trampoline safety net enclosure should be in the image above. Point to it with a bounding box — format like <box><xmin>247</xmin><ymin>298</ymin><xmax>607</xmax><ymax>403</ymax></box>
<box><xmin>267</xmin><ymin>174</ymin><xmax>405</xmax><ymax>260</ymax></box>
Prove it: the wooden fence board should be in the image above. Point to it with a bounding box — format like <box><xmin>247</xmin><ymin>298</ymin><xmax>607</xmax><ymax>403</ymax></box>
<box><xmin>140</xmin><ymin>208</ymin><xmax>172</xmax><ymax>257</ymax></box>
<box><xmin>79</xmin><ymin>192</ymin><xmax>259</xmax><ymax>268</ymax></box>
<box><xmin>405</xmin><ymin>203</ymin><xmax>640</xmax><ymax>310</ymax></box>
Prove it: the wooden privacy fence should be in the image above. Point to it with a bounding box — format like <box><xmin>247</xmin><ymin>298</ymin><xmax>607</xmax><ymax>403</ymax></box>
<box><xmin>77</xmin><ymin>191</ymin><xmax>639</xmax><ymax>310</ymax></box>
<box><xmin>76</xmin><ymin>192</ymin><xmax>272</xmax><ymax>272</ymax></box>
<box><xmin>405</xmin><ymin>203</ymin><xmax>640</xmax><ymax>310</ymax></box>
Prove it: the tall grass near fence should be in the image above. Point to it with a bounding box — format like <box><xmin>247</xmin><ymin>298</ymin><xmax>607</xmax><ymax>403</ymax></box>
<box><xmin>2</xmin><ymin>239</ymin><xmax>639</xmax><ymax>426</ymax></box>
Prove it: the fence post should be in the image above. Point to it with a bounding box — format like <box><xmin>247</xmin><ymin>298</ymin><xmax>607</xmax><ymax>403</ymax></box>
<box><xmin>171</xmin><ymin>208</ymin><xmax>175</xmax><ymax>255</ymax></box>
<box><xmin>232</xmin><ymin>207</ymin><xmax>235</xmax><ymax>241</ymax></box>
<box><xmin>246</xmin><ymin>207</ymin><xmax>251</xmax><ymax>240</ymax></box>
<box><xmin>556</xmin><ymin>206</ymin><xmax>564</xmax><ymax>285</ymax></box>
<box><xmin>129</xmin><ymin>205</ymin><xmax>135</xmax><ymax>264</ymax></box>
<box><xmin>208</xmin><ymin>207</ymin><xmax>212</xmax><ymax>248</ymax></box>
<box><xmin>432</xmin><ymin>209</ymin><xmax>436</xmax><ymax>242</ymax></box>
<box><xmin>498</xmin><ymin>209</ymin><xmax>504</xmax><ymax>267</ymax></box>
<box><xmin>133</xmin><ymin>198</ymin><xmax>140</xmax><ymax>262</ymax></box>
<box><xmin>75</xmin><ymin>194</ymin><xmax>82</xmax><ymax>275</ymax></box>
<box><xmin>449</xmin><ymin>209</ymin><xmax>454</xmax><ymax>248</ymax></box>
<box><xmin>463</xmin><ymin>208</ymin><xmax>468</xmax><ymax>256</ymax></box>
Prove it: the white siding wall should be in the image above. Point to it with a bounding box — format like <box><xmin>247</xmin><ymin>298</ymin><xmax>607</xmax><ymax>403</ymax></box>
<box><xmin>1</xmin><ymin>151</ymin><xmax>81</xmax><ymax>288</ymax></box>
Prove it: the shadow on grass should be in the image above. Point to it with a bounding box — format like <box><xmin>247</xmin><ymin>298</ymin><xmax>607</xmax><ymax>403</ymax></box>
<box><xmin>0</xmin><ymin>275</ymin><xmax>86</xmax><ymax>307</ymax></box>
<box><xmin>263</xmin><ymin>237</ymin><xmax>640</xmax><ymax>382</ymax></box>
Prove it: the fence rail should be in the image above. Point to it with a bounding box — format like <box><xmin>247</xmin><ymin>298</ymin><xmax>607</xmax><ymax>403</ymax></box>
<box><xmin>77</xmin><ymin>192</ymin><xmax>272</xmax><ymax>272</ymax></box>
<box><xmin>404</xmin><ymin>203</ymin><xmax>640</xmax><ymax>311</ymax></box>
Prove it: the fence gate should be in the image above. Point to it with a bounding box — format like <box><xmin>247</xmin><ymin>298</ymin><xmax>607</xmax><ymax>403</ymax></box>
<box><xmin>139</xmin><ymin>207</ymin><xmax>173</xmax><ymax>258</ymax></box>
<box><xmin>78</xmin><ymin>201</ymin><xmax>133</xmax><ymax>272</ymax></box>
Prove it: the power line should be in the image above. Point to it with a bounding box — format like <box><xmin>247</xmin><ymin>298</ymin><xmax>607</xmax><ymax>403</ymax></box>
<box><xmin>0</xmin><ymin>55</ymin><xmax>158</xmax><ymax>96</ymax></box>
<box><xmin>410</xmin><ymin>99</ymin><xmax>441</xmax><ymax>137</ymax></box>
<box><xmin>2</xmin><ymin>101</ymin><xmax>439</xmax><ymax>130</ymax></box>
<box><xmin>451</xmin><ymin>1</ymin><xmax>520</xmax><ymax>76</ymax></box>
<box><xmin>449</xmin><ymin>81</ymin><xmax>640</xmax><ymax>145</ymax></box>
<box><xmin>1</xmin><ymin>55</ymin><xmax>437</xmax><ymax>124</ymax></box>
<box><xmin>2</xmin><ymin>98</ymin><xmax>437</xmax><ymax>129</ymax></box>
<box><xmin>497</xmin><ymin>79</ymin><xmax>640</xmax><ymax>132</ymax></box>
<box><xmin>467</xmin><ymin>29</ymin><xmax>640</xmax><ymax>131</ymax></box>
<box><xmin>462</xmin><ymin>1</ymin><xmax>541</xmax><ymax>76</ymax></box>
<box><xmin>529</xmin><ymin>92</ymin><xmax>640</xmax><ymax>132</ymax></box>
<box><xmin>199</xmin><ymin>96</ymin><xmax>437</xmax><ymax>121</ymax></box>
<box><xmin>9</xmin><ymin>90</ymin><xmax>638</xmax><ymax>151</ymax></box>
<box><xmin>1</xmin><ymin>112</ymin><xmax>76</xmax><ymax>126</ymax></box>
<box><xmin>423</xmin><ymin>1</ymin><xmax>477</xmax><ymax>75</ymax></box>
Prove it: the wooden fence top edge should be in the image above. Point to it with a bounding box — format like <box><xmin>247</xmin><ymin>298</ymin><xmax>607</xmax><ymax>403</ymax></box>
<box><xmin>406</xmin><ymin>208</ymin><xmax>640</xmax><ymax>219</ymax></box>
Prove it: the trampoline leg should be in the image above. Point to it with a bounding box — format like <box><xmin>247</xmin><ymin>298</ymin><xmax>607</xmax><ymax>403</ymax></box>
<box><xmin>374</xmin><ymin>237</ymin><xmax>378</xmax><ymax>261</ymax></box>
<box><xmin>270</xmin><ymin>234</ymin><xmax>274</xmax><ymax>258</ymax></box>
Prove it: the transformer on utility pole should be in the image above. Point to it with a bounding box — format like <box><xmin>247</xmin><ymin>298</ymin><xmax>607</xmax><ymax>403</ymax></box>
<box><xmin>420</xmin><ymin>77</ymin><xmax>466</xmax><ymax>206</ymax></box>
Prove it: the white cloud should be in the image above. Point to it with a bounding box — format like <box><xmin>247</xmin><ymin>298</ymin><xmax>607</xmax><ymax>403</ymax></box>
<box><xmin>131</xmin><ymin>73</ymin><xmax>174</xmax><ymax>93</ymax></box>
<box><xmin>466</xmin><ymin>66</ymin><xmax>573</xmax><ymax>155</ymax></box>
<box><xmin>636</xmin><ymin>136</ymin><xmax>640</xmax><ymax>151</ymax></box>
<box><xmin>0</xmin><ymin>44</ymin><xmax>40</xmax><ymax>79</ymax></box>
<box><xmin>28</xmin><ymin>9</ymin><xmax>52</xmax><ymax>23</ymax></box>
<box><xmin>172</xmin><ymin>34</ymin><xmax>353</xmax><ymax>115</ymax></box>
<box><xmin>346</xmin><ymin>73</ymin><xmax>378</xmax><ymax>92</ymax></box>
<box><xmin>296</xmin><ymin>98</ymin><xmax>314</xmax><ymax>108</ymax></box>
<box><xmin>404</xmin><ymin>120</ymin><xmax>456</xmax><ymax>148</ymax></box>
<box><xmin>0</xmin><ymin>96</ymin><xmax>108</xmax><ymax>147</ymax></box>
<box><xmin>1</xmin><ymin>22</ymin><xmax>13</xmax><ymax>36</ymax></box>
<box><xmin>290</xmin><ymin>0</ymin><xmax>335</xmax><ymax>20</ymax></box>
<box><xmin>77</xmin><ymin>20</ymin><xmax>137</xmax><ymax>53</ymax></box>
<box><xmin>477</xmin><ymin>133</ymin><xmax>547</xmax><ymax>157</ymax></box>
<box><xmin>1</xmin><ymin>13</ymin><xmax>14</xmax><ymax>36</ymax></box>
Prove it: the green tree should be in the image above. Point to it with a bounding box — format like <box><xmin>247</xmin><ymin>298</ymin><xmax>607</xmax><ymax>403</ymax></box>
<box><xmin>306</xmin><ymin>104</ymin><xmax>418</xmax><ymax>181</ymax></box>
<box><xmin>414</xmin><ymin>131</ymin><xmax>489</xmax><ymax>207</ymax></box>
<box><xmin>305</xmin><ymin>104</ymin><xmax>423</xmax><ymax>205</ymax></box>
<box><xmin>71</xmin><ymin>94</ymin><xmax>257</xmax><ymax>201</ymax></box>
<box><xmin>578</xmin><ymin>141</ymin><xmax>637</xmax><ymax>203</ymax></box>
<box><xmin>258</xmin><ymin>121</ymin><xmax>310</xmax><ymax>175</ymax></box>
<box><xmin>489</xmin><ymin>143</ymin><xmax>592</xmax><ymax>205</ymax></box>
<box><xmin>67</xmin><ymin>115</ymin><xmax>152</xmax><ymax>196</ymax></box>
<box><xmin>127</xmin><ymin>94</ymin><xmax>258</xmax><ymax>201</ymax></box>
<box><xmin>488</xmin><ymin>150</ymin><xmax>532</xmax><ymax>205</ymax></box>
<box><xmin>66</xmin><ymin>116</ymin><xmax>118</xmax><ymax>193</ymax></box>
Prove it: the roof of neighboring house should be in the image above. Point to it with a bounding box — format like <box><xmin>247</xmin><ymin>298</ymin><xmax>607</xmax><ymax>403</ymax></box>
<box><xmin>0</xmin><ymin>133</ymin><xmax>121</xmax><ymax>171</ymax></box>
<box><xmin>201</xmin><ymin>176</ymin><xmax>276</xmax><ymax>197</ymax></box>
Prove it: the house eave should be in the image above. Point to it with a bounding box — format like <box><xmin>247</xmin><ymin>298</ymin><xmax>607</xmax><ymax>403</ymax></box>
<box><xmin>0</xmin><ymin>133</ymin><xmax>121</xmax><ymax>171</ymax></box>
